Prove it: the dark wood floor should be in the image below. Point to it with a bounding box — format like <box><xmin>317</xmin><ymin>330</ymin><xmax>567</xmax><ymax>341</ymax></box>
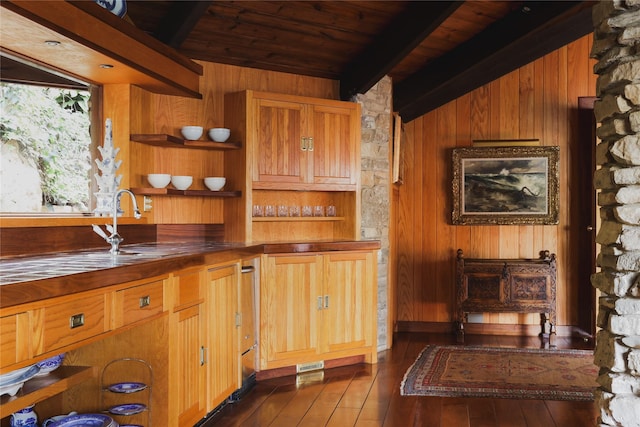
<box><xmin>202</xmin><ymin>332</ymin><xmax>597</xmax><ymax>427</ymax></box>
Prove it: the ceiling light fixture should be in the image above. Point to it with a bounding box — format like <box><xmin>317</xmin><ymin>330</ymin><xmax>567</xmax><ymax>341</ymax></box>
<box><xmin>99</xmin><ymin>64</ymin><xmax>114</xmax><ymax>69</ymax></box>
<box><xmin>44</xmin><ymin>40</ymin><xmax>61</xmax><ymax>46</ymax></box>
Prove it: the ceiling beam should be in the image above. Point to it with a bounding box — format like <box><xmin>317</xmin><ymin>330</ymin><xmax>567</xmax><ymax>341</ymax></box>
<box><xmin>154</xmin><ymin>1</ymin><xmax>212</xmax><ymax>49</ymax></box>
<box><xmin>339</xmin><ymin>1</ymin><xmax>462</xmax><ymax>101</ymax></box>
<box><xmin>394</xmin><ymin>1</ymin><xmax>595</xmax><ymax>123</ymax></box>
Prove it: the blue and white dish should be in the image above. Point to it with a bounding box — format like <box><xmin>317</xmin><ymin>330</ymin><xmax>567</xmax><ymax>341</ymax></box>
<box><xmin>0</xmin><ymin>365</ymin><xmax>40</xmax><ymax>397</ymax></box>
<box><xmin>108</xmin><ymin>381</ymin><xmax>147</xmax><ymax>393</ymax></box>
<box><xmin>45</xmin><ymin>413</ymin><xmax>115</xmax><ymax>427</ymax></box>
<box><xmin>108</xmin><ymin>403</ymin><xmax>146</xmax><ymax>416</ymax></box>
<box><xmin>36</xmin><ymin>353</ymin><xmax>66</xmax><ymax>376</ymax></box>
<box><xmin>94</xmin><ymin>0</ymin><xmax>127</xmax><ymax>18</ymax></box>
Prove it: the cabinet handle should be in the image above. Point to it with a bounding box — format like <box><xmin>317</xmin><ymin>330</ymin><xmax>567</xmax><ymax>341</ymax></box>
<box><xmin>307</xmin><ymin>137</ymin><xmax>314</xmax><ymax>152</ymax></box>
<box><xmin>301</xmin><ymin>137</ymin><xmax>307</xmax><ymax>151</ymax></box>
<box><xmin>317</xmin><ymin>296</ymin><xmax>323</xmax><ymax>310</ymax></box>
<box><xmin>69</xmin><ymin>313</ymin><xmax>85</xmax><ymax>329</ymax></box>
<box><xmin>324</xmin><ymin>295</ymin><xmax>329</xmax><ymax>309</ymax></box>
<box><xmin>139</xmin><ymin>295</ymin><xmax>150</xmax><ymax>308</ymax></box>
<box><xmin>235</xmin><ymin>312</ymin><xmax>242</xmax><ymax>327</ymax></box>
<box><xmin>200</xmin><ymin>346</ymin><xmax>207</xmax><ymax>366</ymax></box>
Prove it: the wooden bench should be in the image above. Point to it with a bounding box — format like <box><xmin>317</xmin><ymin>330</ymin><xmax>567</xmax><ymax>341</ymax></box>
<box><xmin>456</xmin><ymin>249</ymin><xmax>557</xmax><ymax>346</ymax></box>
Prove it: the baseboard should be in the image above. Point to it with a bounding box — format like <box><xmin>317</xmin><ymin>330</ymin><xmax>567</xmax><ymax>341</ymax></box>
<box><xmin>395</xmin><ymin>321</ymin><xmax>581</xmax><ymax>338</ymax></box>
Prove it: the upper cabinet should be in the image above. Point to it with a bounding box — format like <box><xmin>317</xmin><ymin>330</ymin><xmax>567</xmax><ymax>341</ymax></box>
<box><xmin>247</xmin><ymin>91</ymin><xmax>361</xmax><ymax>191</ymax></box>
<box><xmin>0</xmin><ymin>1</ymin><xmax>202</xmax><ymax>98</ymax></box>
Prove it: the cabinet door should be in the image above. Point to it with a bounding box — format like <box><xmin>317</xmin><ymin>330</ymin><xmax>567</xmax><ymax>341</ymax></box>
<box><xmin>323</xmin><ymin>251</ymin><xmax>375</xmax><ymax>355</ymax></box>
<box><xmin>260</xmin><ymin>254</ymin><xmax>322</xmax><ymax>369</ymax></box>
<box><xmin>169</xmin><ymin>269</ymin><xmax>206</xmax><ymax>427</ymax></box>
<box><xmin>207</xmin><ymin>264</ymin><xmax>239</xmax><ymax>409</ymax></box>
<box><xmin>252</xmin><ymin>97</ymin><xmax>305</xmax><ymax>185</ymax></box>
<box><xmin>171</xmin><ymin>304</ymin><xmax>206</xmax><ymax>427</ymax></box>
<box><xmin>308</xmin><ymin>103</ymin><xmax>359</xmax><ymax>186</ymax></box>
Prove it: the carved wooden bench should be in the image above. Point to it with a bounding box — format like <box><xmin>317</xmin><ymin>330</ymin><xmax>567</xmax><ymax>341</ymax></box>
<box><xmin>456</xmin><ymin>249</ymin><xmax>557</xmax><ymax>345</ymax></box>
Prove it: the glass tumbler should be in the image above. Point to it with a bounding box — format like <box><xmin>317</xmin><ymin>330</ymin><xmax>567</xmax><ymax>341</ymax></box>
<box><xmin>252</xmin><ymin>205</ymin><xmax>264</xmax><ymax>217</ymax></box>
<box><xmin>265</xmin><ymin>205</ymin><xmax>276</xmax><ymax>217</ymax></box>
<box><xmin>313</xmin><ymin>205</ymin><xmax>325</xmax><ymax>217</ymax></box>
<box><xmin>289</xmin><ymin>206</ymin><xmax>300</xmax><ymax>217</ymax></box>
<box><xmin>302</xmin><ymin>205</ymin><xmax>313</xmax><ymax>217</ymax></box>
<box><xmin>326</xmin><ymin>205</ymin><xmax>336</xmax><ymax>217</ymax></box>
<box><xmin>277</xmin><ymin>205</ymin><xmax>288</xmax><ymax>217</ymax></box>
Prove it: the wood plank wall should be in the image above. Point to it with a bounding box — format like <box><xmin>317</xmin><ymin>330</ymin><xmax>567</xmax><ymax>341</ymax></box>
<box><xmin>394</xmin><ymin>35</ymin><xmax>597</xmax><ymax>330</ymax></box>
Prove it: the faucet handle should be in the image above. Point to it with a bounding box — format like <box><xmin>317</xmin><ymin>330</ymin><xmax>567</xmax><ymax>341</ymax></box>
<box><xmin>91</xmin><ymin>224</ymin><xmax>109</xmax><ymax>241</ymax></box>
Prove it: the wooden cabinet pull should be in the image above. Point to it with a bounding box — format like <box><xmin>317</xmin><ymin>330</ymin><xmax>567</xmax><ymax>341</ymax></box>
<box><xmin>317</xmin><ymin>296</ymin><xmax>323</xmax><ymax>310</ymax></box>
<box><xmin>324</xmin><ymin>295</ymin><xmax>329</xmax><ymax>308</ymax></box>
<box><xmin>139</xmin><ymin>295</ymin><xmax>151</xmax><ymax>308</ymax></box>
<box><xmin>301</xmin><ymin>137</ymin><xmax>307</xmax><ymax>151</ymax></box>
<box><xmin>69</xmin><ymin>313</ymin><xmax>85</xmax><ymax>329</ymax></box>
<box><xmin>307</xmin><ymin>137</ymin><xmax>314</xmax><ymax>152</ymax></box>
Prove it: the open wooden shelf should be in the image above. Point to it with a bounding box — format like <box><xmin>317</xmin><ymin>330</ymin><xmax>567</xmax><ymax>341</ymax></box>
<box><xmin>131</xmin><ymin>134</ymin><xmax>241</xmax><ymax>150</ymax></box>
<box><xmin>252</xmin><ymin>216</ymin><xmax>345</xmax><ymax>222</ymax></box>
<box><xmin>0</xmin><ymin>366</ymin><xmax>95</xmax><ymax>413</ymax></box>
<box><xmin>131</xmin><ymin>188</ymin><xmax>241</xmax><ymax>197</ymax></box>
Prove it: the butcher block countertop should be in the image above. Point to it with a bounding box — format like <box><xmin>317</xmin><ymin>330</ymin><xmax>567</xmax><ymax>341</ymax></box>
<box><xmin>0</xmin><ymin>240</ymin><xmax>380</xmax><ymax>308</ymax></box>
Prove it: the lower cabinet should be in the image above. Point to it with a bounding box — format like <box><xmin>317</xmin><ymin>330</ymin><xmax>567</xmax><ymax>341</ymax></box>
<box><xmin>206</xmin><ymin>264</ymin><xmax>239</xmax><ymax>409</ymax></box>
<box><xmin>168</xmin><ymin>262</ymin><xmax>241</xmax><ymax>426</ymax></box>
<box><xmin>259</xmin><ymin>250</ymin><xmax>377</xmax><ymax>370</ymax></box>
<box><xmin>168</xmin><ymin>267</ymin><xmax>207</xmax><ymax>427</ymax></box>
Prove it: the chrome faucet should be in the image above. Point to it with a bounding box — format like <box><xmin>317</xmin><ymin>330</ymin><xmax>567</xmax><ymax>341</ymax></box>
<box><xmin>92</xmin><ymin>189</ymin><xmax>142</xmax><ymax>255</ymax></box>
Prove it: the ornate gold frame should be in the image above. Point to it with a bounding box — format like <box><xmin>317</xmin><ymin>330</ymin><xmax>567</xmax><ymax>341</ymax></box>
<box><xmin>452</xmin><ymin>146</ymin><xmax>559</xmax><ymax>225</ymax></box>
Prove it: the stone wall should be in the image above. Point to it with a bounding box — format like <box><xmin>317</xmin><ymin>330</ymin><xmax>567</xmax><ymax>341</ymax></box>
<box><xmin>354</xmin><ymin>76</ymin><xmax>392</xmax><ymax>350</ymax></box>
<box><xmin>591</xmin><ymin>1</ymin><xmax>640</xmax><ymax>426</ymax></box>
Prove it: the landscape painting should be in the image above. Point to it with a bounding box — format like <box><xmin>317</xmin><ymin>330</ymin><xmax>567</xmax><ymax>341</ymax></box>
<box><xmin>452</xmin><ymin>146</ymin><xmax>559</xmax><ymax>225</ymax></box>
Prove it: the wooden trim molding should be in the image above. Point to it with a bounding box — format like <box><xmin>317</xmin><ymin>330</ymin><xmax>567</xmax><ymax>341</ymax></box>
<box><xmin>0</xmin><ymin>1</ymin><xmax>202</xmax><ymax>98</ymax></box>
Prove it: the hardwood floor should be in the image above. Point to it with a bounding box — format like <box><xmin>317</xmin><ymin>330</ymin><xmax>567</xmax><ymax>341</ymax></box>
<box><xmin>201</xmin><ymin>332</ymin><xmax>597</xmax><ymax>427</ymax></box>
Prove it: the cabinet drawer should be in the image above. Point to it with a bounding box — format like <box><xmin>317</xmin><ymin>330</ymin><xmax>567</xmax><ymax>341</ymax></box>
<box><xmin>41</xmin><ymin>294</ymin><xmax>107</xmax><ymax>354</ymax></box>
<box><xmin>173</xmin><ymin>269</ymin><xmax>203</xmax><ymax>311</ymax></box>
<box><xmin>0</xmin><ymin>312</ymin><xmax>29</xmax><ymax>369</ymax></box>
<box><xmin>114</xmin><ymin>280</ymin><xmax>165</xmax><ymax>328</ymax></box>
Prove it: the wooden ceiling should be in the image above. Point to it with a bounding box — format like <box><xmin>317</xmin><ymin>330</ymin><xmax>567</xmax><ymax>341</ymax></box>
<box><xmin>123</xmin><ymin>0</ymin><xmax>595</xmax><ymax>121</ymax></box>
<box><xmin>2</xmin><ymin>1</ymin><xmax>596</xmax><ymax>122</ymax></box>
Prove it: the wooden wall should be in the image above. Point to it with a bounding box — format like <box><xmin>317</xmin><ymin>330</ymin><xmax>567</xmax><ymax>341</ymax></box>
<box><xmin>394</xmin><ymin>34</ymin><xmax>597</xmax><ymax>330</ymax></box>
<box><xmin>124</xmin><ymin>63</ymin><xmax>339</xmax><ymax>224</ymax></box>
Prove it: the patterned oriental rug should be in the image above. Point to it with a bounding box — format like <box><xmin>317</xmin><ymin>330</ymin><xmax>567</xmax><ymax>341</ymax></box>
<box><xmin>401</xmin><ymin>345</ymin><xmax>597</xmax><ymax>401</ymax></box>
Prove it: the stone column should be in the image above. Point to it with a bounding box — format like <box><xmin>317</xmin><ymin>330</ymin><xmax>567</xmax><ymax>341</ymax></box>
<box><xmin>354</xmin><ymin>76</ymin><xmax>392</xmax><ymax>350</ymax></box>
<box><xmin>591</xmin><ymin>1</ymin><xmax>640</xmax><ymax>426</ymax></box>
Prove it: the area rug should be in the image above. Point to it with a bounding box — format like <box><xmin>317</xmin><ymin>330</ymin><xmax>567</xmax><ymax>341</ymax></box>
<box><xmin>401</xmin><ymin>345</ymin><xmax>596</xmax><ymax>401</ymax></box>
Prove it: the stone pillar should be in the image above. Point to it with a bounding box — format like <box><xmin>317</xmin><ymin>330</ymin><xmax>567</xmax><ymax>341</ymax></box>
<box><xmin>354</xmin><ymin>76</ymin><xmax>392</xmax><ymax>350</ymax></box>
<box><xmin>591</xmin><ymin>1</ymin><xmax>640</xmax><ymax>426</ymax></box>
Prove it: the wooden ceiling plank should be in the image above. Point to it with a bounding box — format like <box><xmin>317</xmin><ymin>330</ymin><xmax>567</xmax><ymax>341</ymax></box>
<box><xmin>395</xmin><ymin>1</ymin><xmax>594</xmax><ymax>122</ymax></box>
<box><xmin>153</xmin><ymin>1</ymin><xmax>212</xmax><ymax>49</ymax></box>
<box><xmin>339</xmin><ymin>1</ymin><xmax>462</xmax><ymax>100</ymax></box>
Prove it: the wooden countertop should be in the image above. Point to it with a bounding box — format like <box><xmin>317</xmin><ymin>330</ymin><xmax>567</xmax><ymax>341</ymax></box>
<box><xmin>0</xmin><ymin>240</ymin><xmax>380</xmax><ymax>309</ymax></box>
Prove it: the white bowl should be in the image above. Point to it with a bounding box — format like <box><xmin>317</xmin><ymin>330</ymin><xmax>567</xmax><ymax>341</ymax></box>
<box><xmin>171</xmin><ymin>175</ymin><xmax>193</xmax><ymax>190</ymax></box>
<box><xmin>204</xmin><ymin>177</ymin><xmax>226</xmax><ymax>191</ymax></box>
<box><xmin>208</xmin><ymin>128</ymin><xmax>230</xmax><ymax>142</ymax></box>
<box><xmin>147</xmin><ymin>174</ymin><xmax>171</xmax><ymax>188</ymax></box>
<box><xmin>181</xmin><ymin>126</ymin><xmax>203</xmax><ymax>140</ymax></box>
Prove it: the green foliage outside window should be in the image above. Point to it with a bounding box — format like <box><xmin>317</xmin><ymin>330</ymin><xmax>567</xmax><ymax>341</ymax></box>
<box><xmin>0</xmin><ymin>83</ymin><xmax>92</xmax><ymax>211</ymax></box>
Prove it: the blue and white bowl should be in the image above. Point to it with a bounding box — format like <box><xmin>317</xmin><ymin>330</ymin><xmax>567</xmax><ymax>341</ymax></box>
<box><xmin>36</xmin><ymin>353</ymin><xmax>65</xmax><ymax>376</ymax></box>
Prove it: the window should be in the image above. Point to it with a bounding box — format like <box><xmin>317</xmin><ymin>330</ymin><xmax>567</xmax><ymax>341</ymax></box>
<box><xmin>0</xmin><ymin>64</ymin><xmax>95</xmax><ymax>215</ymax></box>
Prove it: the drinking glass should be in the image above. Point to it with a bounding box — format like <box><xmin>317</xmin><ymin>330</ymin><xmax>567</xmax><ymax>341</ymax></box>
<box><xmin>326</xmin><ymin>205</ymin><xmax>336</xmax><ymax>217</ymax></box>
<box><xmin>302</xmin><ymin>205</ymin><xmax>313</xmax><ymax>217</ymax></box>
<box><xmin>265</xmin><ymin>205</ymin><xmax>276</xmax><ymax>217</ymax></box>
<box><xmin>252</xmin><ymin>205</ymin><xmax>264</xmax><ymax>217</ymax></box>
<box><xmin>314</xmin><ymin>205</ymin><xmax>324</xmax><ymax>217</ymax></box>
<box><xmin>277</xmin><ymin>205</ymin><xmax>288</xmax><ymax>217</ymax></box>
<box><xmin>289</xmin><ymin>206</ymin><xmax>300</xmax><ymax>217</ymax></box>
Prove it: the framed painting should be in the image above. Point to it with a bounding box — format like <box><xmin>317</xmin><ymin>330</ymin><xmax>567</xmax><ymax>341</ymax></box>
<box><xmin>452</xmin><ymin>146</ymin><xmax>559</xmax><ymax>225</ymax></box>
